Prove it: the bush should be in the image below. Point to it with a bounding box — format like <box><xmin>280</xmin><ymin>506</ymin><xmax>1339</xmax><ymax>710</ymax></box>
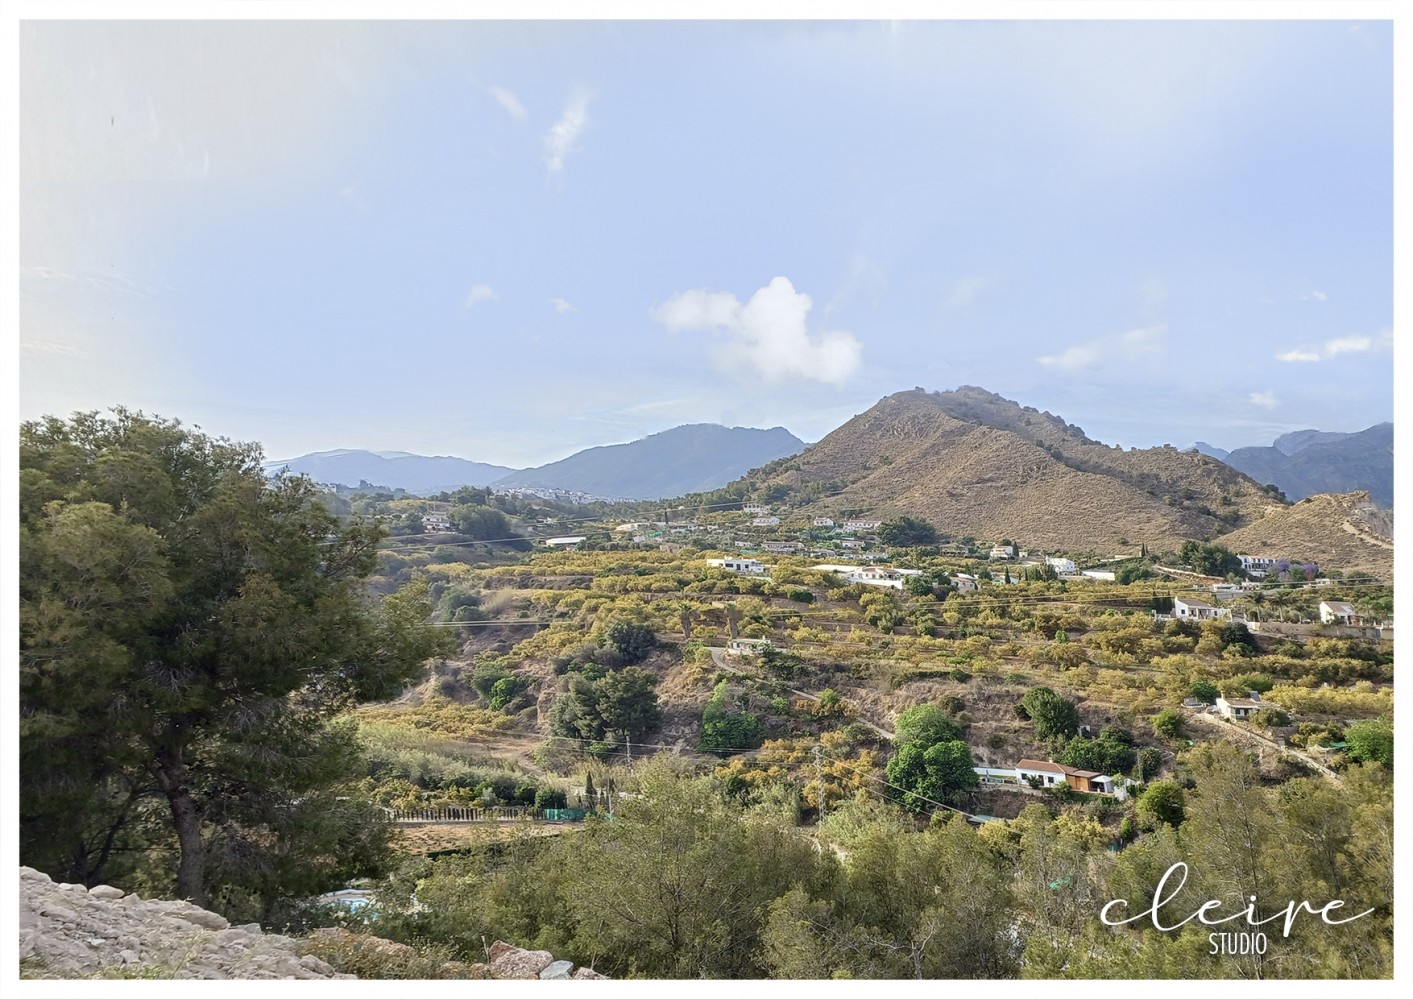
<box><xmin>298</xmin><ymin>929</ymin><xmax>470</xmax><ymax>979</ymax></box>
<box><xmin>1188</xmin><ymin>680</ymin><xmax>1220</xmax><ymax>704</ymax></box>
<box><xmin>1152</xmin><ymin>709</ymin><xmax>1184</xmax><ymax>740</ymax></box>
<box><xmin>1020</xmin><ymin>687</ymin><xmax>1079</xmax><ymax>740</ymax></box>
<box><xmin>1136</xmin><ymin>780</ymin><xmax>1186</xmax><ymax>829</ymax></box>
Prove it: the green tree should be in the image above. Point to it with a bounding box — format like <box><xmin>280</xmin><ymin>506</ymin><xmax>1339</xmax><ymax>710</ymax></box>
<box><xmin>1020</xmin><ymin>687</ymin><xmax>1080</xmax><ymax>741</ymax></box>
<box><xmin>1136</xmin><ymin>780</ymin><xmax>1186</xmax><ymax>828</ymax></box>
<box><xmin>19</xmin><ymin>410</ymin><xmax>449</xmax><ymax>911</ymax></box>
<box><xmin>1345</xmin><ymin>717</ymin><xmax>1393</xmax><ymax>768</ymax></box>
<box><xmin>1151</xmin><ymin>708</ymin><xmax>1185</xmax><ymax>740</ymax></box>
<box><xmin>602</xmin><ymin>619</ymin><xmax>657</xmax><ymax>665</ymax></box>
<box><xmin>878</xmin><ymin>515</ymin><xmax>939</xmax><ymax>547</ymax></box>
<box><xmin>885</xmin><ymin>740</ymin><xmax>979</xmax><ymax>813</ymax></box>
<box><xmin>893</xmin><ymin>703</ymin><xmax>964</xmax><ymax>748</ymax></box>
<box><xmin>700</xmin><ymin>681</ymin><xmax>765</xmax><ymax>754</ymax></box>
<box><xmin>1187</xmin><ymin>680</ymin><xmax>1220</xmax><ymax>704</ymax></box>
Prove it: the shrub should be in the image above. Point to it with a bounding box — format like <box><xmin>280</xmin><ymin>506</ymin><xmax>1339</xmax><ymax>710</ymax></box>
<box><xmin>1151</xmin><ymin>709</ymin><xmax>1184</xmax><ymax>740</ymax></box>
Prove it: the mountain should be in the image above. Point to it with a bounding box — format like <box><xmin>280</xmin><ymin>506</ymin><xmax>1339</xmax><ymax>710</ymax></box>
<box><xmin>1215</xmin><ymin>491</ymin><xmax>1392</xmax><ymax>580</ymax></box>
<box><xmin>264</xmin><ymin>449</ymin><xmax>516</xmax><ymax>494</ymax></box>
<box><xmin>1191</xmin><ymin>441</ymin><xmax>1230</xmax><ymax>461</ymax></box>
<box><xmin>492</xmin><ymin>424</ymin><xmax>807</xmax><ymax>500</ymax></box>
<box><xmin>737</xmin><ymin>387</ymin><xmax>1282</xmax><ymax>552</ymax></box>
<box><xmin>1221</xmin><ymin>423</ymin><xmax>1392</xmax><ymax>507</ymax></box>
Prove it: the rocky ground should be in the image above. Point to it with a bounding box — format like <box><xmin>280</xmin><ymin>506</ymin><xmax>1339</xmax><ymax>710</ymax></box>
<box><xmin>18</xmin><ymin>866</ymin><xmax>605</xmax><ymax>981</ymax></box>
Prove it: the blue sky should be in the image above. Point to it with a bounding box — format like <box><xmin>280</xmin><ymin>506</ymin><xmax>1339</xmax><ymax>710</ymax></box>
<box><xmin>18</xmin><ymin>18</ymin><xmax>1393</xmax><ymax>468</ymax></box>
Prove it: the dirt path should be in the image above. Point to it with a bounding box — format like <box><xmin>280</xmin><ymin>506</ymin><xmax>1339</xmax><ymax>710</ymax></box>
<box><xmin>1184</xmin><ymin>709</ymin><xmax>1342</xmax><ymax>783</ymax></box>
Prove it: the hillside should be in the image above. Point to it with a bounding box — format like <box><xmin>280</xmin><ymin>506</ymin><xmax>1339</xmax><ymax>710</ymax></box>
<box><xmin>493</xmin><ymin>424</ymin><xmax>806</xmax><ymax>500</ymax></box>
<box><xmin>264</xmin><ymin>449</ymin><xmax>516</xmax><ymax>494</ymax></box>
<box><xmin>1221</xmin><ymin>423</ymin><xmax>1392</xmax><ymax>507</ymax></box>
<box><xmin>1215</xmin><ymin>491</ymin><xmax>1393</xmax><ymax>580</ymax></box>
<box><xmin>738</xmin><ymin>387</ymin><xmax>1281</xmax><ymax>553</ymax></box>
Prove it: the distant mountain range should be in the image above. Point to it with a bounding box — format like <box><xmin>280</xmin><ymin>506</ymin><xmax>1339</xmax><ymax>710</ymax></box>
<box><xmin>265</xmin><ymin>424</ymin><xmax>807</xmax><ymax>500</ymax></box>
<box><xmin>1188</xmin><ymin>423</ymin><xmax>1391</xmax><ymax>507</ymax></box>
<box><xmin>263</xmin><ymin>450</ymin><xmax>515</xmax><ymax>494</ymax></box>
<box><xmin>496</xmin><ymin>424</ymin><xmax>806</xmax><ymax>500</ymax></box>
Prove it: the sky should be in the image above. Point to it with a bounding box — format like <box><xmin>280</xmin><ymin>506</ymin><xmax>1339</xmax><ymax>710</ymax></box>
<box><xmin>17</xmin><ymin>15</ymin><xmax>1395</xmax><ymax>469</ymax></box>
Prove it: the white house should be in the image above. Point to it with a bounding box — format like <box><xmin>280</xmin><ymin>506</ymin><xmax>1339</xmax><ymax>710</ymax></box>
<box><xmin>544</xmin><ymin>536</ymin><xmax>588</xmax><ymax>547</ymax></box>
<box><xmin>843</xmin><ymin>519</ymin><xmax>881</xmax><ymax>531</ymax></box>
<box><xmin>839</xmin><ymin>539</ymin><xmax>865</xmax><ymax>550</ymax></box>
<box><xmin>708</xmin><ymin>557</ymin><xmax>768</xmax><ymax>575</ymax></box>
<box><xmin>421</xmin><ymin>512</ymin><xmax>452</xmax><ymax>532</ymax></box>
<box><xmin>1216</xmin><ymin>692</ymin><xmax>1263</xmax><ymax>721</ymax></box>
<box><xmin>761</xmin><ymin>540</ymin><xmax>803</xmax><ymax>554</ymax></box>
<box><xmin>1173</xmin><ymin>597</ymin><xmax>1231</xmax><ymax>621</ymax></box>
<box><xmin>1239</xmin><ymin>554</ymin><xmax>1279</xmax><ymax>578</ymax></box>
<box><xmin>813</xmin><ymin>517</ymin><xmax>835</xmax><ymax>528</ymax></box>
<box><xmin>1045</xmin><ymin>557</ymin><xmax>1077</xmax><ymax>574</ymax></box>
<box><xmin>727</xmin><ymin>637</ymin><xmax>772</xmax><ymax>656</ymax></box>
<box><xmin>989</xmin><ymin>544</ymin><xmax>1016</xmax><ymax>560</ymax></box>
<box><xmin>951</xmin><ymin>573</ymin><xmax>979</xmax><ymax>593</ymax></box>
<box><xmin>1319</xmin><ymin>600</ymin><xmax>1358</xmax><ymax>625</ymax></box>
<box><xmin>1016</xmin><ymin>759</ymin><xmax>1067</xmax><ymax>788</ymax></box>
<box><xmin>742</xmin><ymin>503</ymin><xmax>770</xmax><ymax>514</ymax></box>
<box><xmin>751</xmin><ymin>516</ymin><xmax>781</xmax><ymax>527</ymax></box>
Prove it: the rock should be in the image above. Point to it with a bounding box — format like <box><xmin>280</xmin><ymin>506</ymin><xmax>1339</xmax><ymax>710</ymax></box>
<box><xmin>539</xmin><ymin>959</ymin><xmax>574</xmax><ymax>979</ymax></box>
<box><xmin>88</xmin><ymin>885</ymin><xmax>125</xmax><ymax>900</ymax></box>
<box><xmin>39</xmin><ymin>905</ymin><xmax>78</xmax><ymax>923</ymax></box>
<box><xmin>299</xmin><ymin>954</ymin><xmax>335</xmax><ymax>975</ymax></box>
<box><xmin>486</xmin><ymin>940</ymin><xmax>518</xmax><ymax>962</ymax></box>
<box><xmin>172</xmin><ymin>907</ymin><xmax>230</xmax><ymax>931</ymax></box>
<box><xmin>489</xmin><ymin>945</ymin><xmax>555</xmax><ymax>979</ymax></box>
<box><xmin>572</xmin><ymin>966</ymin><xmax>609</xmax><ymax>979</ymax></box>
<box><xmin>235</xmin><ymin>922</ymin><xmax>263</xmax><ymax>934</ymax></box>
<box><xmin>119</xmin><ymin>949</ymin><xmax>139</xmax><ymax>965</ymax></box>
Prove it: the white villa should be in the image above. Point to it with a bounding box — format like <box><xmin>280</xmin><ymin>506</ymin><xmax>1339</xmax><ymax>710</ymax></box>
<box><xmin>708</xmin><ymin>557</ymin><xmax>768</xmax><ymax>575</ymax></box>
<box><xmin>1173</xmin><ymin>597</ymin><xmax>1232</xmax><ymax>621</ymax></box>
<box><xmin>1216</xmin><ymin>692</ymin><xmax>1263</xmax><ymax>721</ymax></box>
<box><xmin>421</xmin><ymin>512</ymin><xmax>452</xmax><ymax>532</ymax></box>
<box><xmin>1239</xmin><ymin>554</ymin><xmax>1279</xmax><ymax>578</ymax></box>
<box><xmin>1046</xmin><ymin>557</ymin><xmax>1077</xmax><ymax>574</ymax></box>
<box><xmin>813</xmin><ymin>517</ymin><xmax>835</xmax><ymax>528</ymax></box>
<box><xmin>751</xmin><ymin>516</ymin><xmax>781</xmax><ymax>527</ymax></box>
<box><xmin>1319</xmin><ymin>600</ymin><xmax>1358</xmax><ymax>625</ymax></box>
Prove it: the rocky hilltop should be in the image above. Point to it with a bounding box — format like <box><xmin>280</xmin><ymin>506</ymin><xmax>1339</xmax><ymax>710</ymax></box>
<box><xmin>747</xmin><ymin>386</ymin><xmax>1277</xmax><ymax>552</ymax></box>
<box><xmin>1214</xmin><ymin>491</ymin><xmax>1393</xmax><ymax>580</ymax></box>
<box><xmin>18</xmin><ymin>867</ymin><xmax>605</xmax><ymax>981</ymax></box>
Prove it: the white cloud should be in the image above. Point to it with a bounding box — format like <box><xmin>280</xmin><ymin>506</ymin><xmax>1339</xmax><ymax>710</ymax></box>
<box><xmin>490</xmin><ymin>85</ymin><xmax>526</xmax><ymax>120</ymax></box>
<box><xmin>1035</xmin><ymin>324</ymin><xmax>1166</xmax><ymax>372</ymax></box>
<box><xmin>946</xmin><ymin>275</ymin><xmax>987</xmax><ymax>310</ymax></box>
<box><xmin>651</xmin><ymin>276</ymin><xmax>863</xmax><ymax>386</ymax></box>
<box><xmin>1300</xmin><ymin>289</ymin><xmax>1328</xmax><ymax>302</ymax></box>
<box><xmin>544</xmin><ymin>91</ymin><xmax>590</xmax><ymax>176</ymax></box>
<box><xmin>1323</xmin><ymin>335</ymin><xmax>1371</xmax><ymax>356</ymax></box>
<box><xmin>463</xmin><ymin>284</ymin><xmax>497</xmax><ymax>309</ymax></box>
<box><xmin>1276</xmin><ymin>330</ymin><xmax>1385</xmax><ymax>362</ymax></box>
<box><xmin>550</xmin><ymin>297</ymin><xmax>576</xmax><ymax>314</ymax></box>
<box><xmin>1249</xmin><ymin>391</ymin><xmax>1279</xmax><ymax>409</ymax></box>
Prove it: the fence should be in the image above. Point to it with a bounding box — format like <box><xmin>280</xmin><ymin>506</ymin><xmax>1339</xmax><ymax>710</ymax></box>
<box><xmin>388</xmin><ymin>805</ymin><xmax>592</xmax><ymax>825</ymax></box>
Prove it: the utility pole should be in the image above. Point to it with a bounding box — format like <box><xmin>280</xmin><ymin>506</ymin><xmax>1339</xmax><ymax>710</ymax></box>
<box><xmin>813</xmin><ymin>745</ymin><xmax>826</xmax><ymax>822</ymax></box>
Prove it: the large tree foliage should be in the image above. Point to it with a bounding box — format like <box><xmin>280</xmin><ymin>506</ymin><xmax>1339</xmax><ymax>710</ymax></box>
<box><xmin>877</xmin><ymin>515</ymin><xmax>939</xmax><ymax>548</ymax></box>
<box><xmin>19</xmin><ymin>410</ymin><xmax>447</xmax><ymax>914</ymax></box>
<box><xmin>1020</xmin><ymin>687</ymin><xmax>1080</xmax><ymax>741</ymax></box>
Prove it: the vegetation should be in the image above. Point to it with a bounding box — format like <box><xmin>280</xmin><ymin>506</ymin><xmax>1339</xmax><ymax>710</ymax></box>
<box><xmin>19</xmin><ymin>411</ymin><xmax>448</xmax><ymax>918</ymax></box>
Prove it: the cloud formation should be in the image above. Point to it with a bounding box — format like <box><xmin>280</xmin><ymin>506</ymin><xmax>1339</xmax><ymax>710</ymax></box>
<box><xmin>490</xmin><ymin>85</ymin><xmax>526</xmax><ymax>120</ymax></box>
<box><xmin>651</xmin><ymin>276</ymin><xmax>863</xmax><ymax>386</ymax></box>
<box><xmin>463</xmin><ymin>284</ymin><xmax>497</xmax><ymax>309</ymax></box>
<box><xmin>1249</xmin><ymin>390</ymin><xmax>1279</xmax><ymax>409</ymax></box>
<box><xmin>1035</xmin><ymin>324</ymin><xmax>1166</xmax><ymax>372</ymax></box>
<box><xmin>544</xmin><ymin>91</ymin><xmax>590</xmax><ymax>175</ymax></box>
<box><xmin>550</xmin><ymin>297</ymin><xmax>576</xmax><ymax>314</ymax></box>
<box><xmin>1276</xmin><ymin>330</ymin><xmax>1387</xmax><ymax>362</ymax></box>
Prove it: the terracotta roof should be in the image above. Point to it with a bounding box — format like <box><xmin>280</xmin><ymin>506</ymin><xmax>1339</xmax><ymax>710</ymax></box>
<box><xmin>1062</xmin><ymin>768</ymin><xmax>1104</xmax><ymax>779</ymax></box>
